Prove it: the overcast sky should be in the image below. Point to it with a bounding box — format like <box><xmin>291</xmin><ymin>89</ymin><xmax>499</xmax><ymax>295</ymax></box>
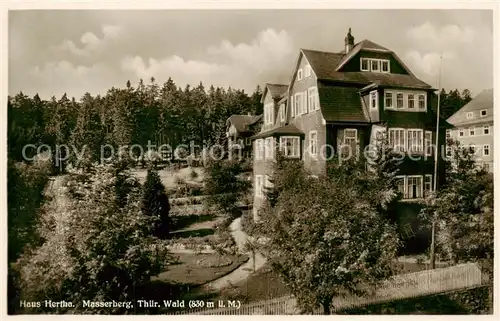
<box><xmin>8</xmin><ymin>9</ymin><xmax>493</xmax><ymax>100</ymax></box>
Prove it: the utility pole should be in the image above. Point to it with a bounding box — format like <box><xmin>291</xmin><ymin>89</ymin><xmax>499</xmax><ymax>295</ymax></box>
<box><xmin>430</xmin><ymin>54</ymin><xmax>443</xmax><ymax>269</ymax></box>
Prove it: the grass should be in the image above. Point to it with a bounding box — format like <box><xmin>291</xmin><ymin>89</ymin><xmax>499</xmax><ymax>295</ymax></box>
<box><xmin>153</xmin><ymin>253</ymin><xmax>249</xmax><ymax>286</ymax></box>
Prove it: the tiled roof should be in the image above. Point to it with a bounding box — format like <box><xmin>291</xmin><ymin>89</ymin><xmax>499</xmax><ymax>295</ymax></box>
<box><xmin>301</xmin><ymin>45</ymin><xmax>430</xmax><ymax>89</ymax></box>
<box><xmin>447</xmin><ymin>89</ymin><xmax>494</xmax><ymax>126</ymax></box>
<box><xmin>252</xmin><ymin>123</ymin><xmax>304</xmax><ymax>139</ymax></box>
<box><xmin>317</xmin><ymin>82</ymin><xmax>368</xmax><ymax>122</ymax></box>
<box><xmin>227</xmin><ymin>114</ymin><xmax>262</xmax><ymax>132</ymax></box>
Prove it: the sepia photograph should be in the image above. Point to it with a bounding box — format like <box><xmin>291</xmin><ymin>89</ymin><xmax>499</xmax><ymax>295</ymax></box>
<box><xmin>4</xmin><ymin>2</ymin><xmax>496</xmax><ymax>316</ymax></box>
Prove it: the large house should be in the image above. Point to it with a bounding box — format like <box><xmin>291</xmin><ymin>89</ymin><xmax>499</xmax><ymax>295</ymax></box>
<box><xmin>447</xmin><ymin>89</ymin><xmax>494</xmax><ymax>172</ymax></box>
<box><xmin>251</xmin><ymin>29</ymin><xmax>450</xmax><ymax>221</ymax></box>
<box><xmin>226</xmin><ymin>114</ymin><xmax>262</xmax><ymax>160</ymax></box>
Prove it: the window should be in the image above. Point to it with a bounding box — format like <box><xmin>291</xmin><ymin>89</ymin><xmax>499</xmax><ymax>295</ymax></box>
<box><xmin>297</xmin><ymin>69</ymin><xmax>303</xmax><ymax>81</ymax></box>
<box><xmin>407</xmin><ymin>176</ymin><xmax>423</xmax><ymax>199</ymax></box>
<box><xmin>280</xmin><ymin>136</ymin><xmax>300</xmax><ymax>158</ymax></box>
<box><xmin>371</xmin><ymin>60</ymin><xmax>380</xmax><ymax>72</ymax></box>
<box><xmin>389</xmin><ymin>128</ymin><xmax>405</xmax><ymax>152</ymax></box>
<box><xmin>466</xmin><ymin>112</ymin><xmax>473</xmax><ymax>119</ymax></box>
<box><xmin>305</xmin><ymin>65</ymin><xmax>311</xmax><ymax>77</ymax></box>
<box><xmin>418</xmin><ymin>94</ymin><xmax>426</xmax><ymax>109</ymax></box>
<box><xmin>480</xmin><ymin>109</ymin><xmax>487</xmax><ymax>117</ymax></box>
<box><xmin>343</xmin><ymin>129</ymin><xmax>358</xmax><ymax>155</ymax></box>
<box><xmin>469</xmin><ymin>127</ymin><xmax>475</xmax><ymax>136</ymax></box>
<box><xmin>381</xmin><ymin>60</ymin><xmax>390</xmax><ymax>73</ymax></box>
<box><xmin>459</xmin><ymin>129</ymin><xmax>464</xmax><ymax>137</ymax></box>
<box><xmin>407</xmin><ymin>129</ymin><xmax>423</xmax><ymax>153</ymax></box>
<box><xmin>308</xmin><ymin>87</ymin><xmax>319</xmax><ymax>112</ymax></box>
<box><xmin>483</xmin><ymin>125</ymin><xmax>490</xmax><ymax>135</ymax></box>
<box><xmin>470</xmin><ymin>145</ymin><xmax>476</xmax><ymax>154</ymax></box>
<box><xmin>301</xmin><ymin>90</ymin><xmax>308</xmax><ymax>114</ymax></box>
<box><xmin>408</xmin><ymin>94</ymin><xmax>415</xmax><ymax>109</ymax></box>
<box><xmin>264</xmin><ymin>103</ymin><xmax>274</xmax><ymax>126</ymax></box>
<box><xmin>290</xmin><ymin>95</ymin><xmax>295</xmax><ymax>117</ymax></box>
<box><xmin>265</xmin><ymin>137</ymin><xmax>274</xmax><ymax>160</ymax></box>
<box><xmin>483</xmin><ymin>144</ymin><xmax>490</xmax><ymax>156</ymax></box>
<box><xmin>395</xmin><ymin>176</ymin><xmax>406</xmax><ymax>195</ymax></box>
<box><xmin>255</xmin><ymin>139</ymin><xmax>264</xmax><ymax>160</ymax></box>
<box><xmin>370</xmin><ymin>91</ymin><xmax>378</xmax><ymax>109</ymax></box>
<box><xmin>396</xmin><ymin>93</ymin><xmax>404</xmax><ymax>109</ymax></box>
<box><xmin>361</xmin><ymin>58</ymin><xmax>369</xmax><ymax>71</ymax></box>
<box><xmin>446</xmin><ymin>129</ymin><xmax>451</xmax><ymax>139</ymax></box>
<box><xmin>255</xmin><ymin>175</ymin><xmax>264</xmax><ymax>197</ymax></box>
<box><xmin>425</xmin><ymin>131</ymin><xmax>433</xmax><ymax>156</ymax></box>
<box><xmin>424</xmin><ymin>175</ymin><xmax>433</xmax><ymax>196</ymax></box>
<box><xmin>385</xmin><ymin>92</ymin><xmax>393</xmax><ymax>108</ymax></box>
<box><xmin>309</xmin><ymin>131</ymin><xmax>318</xmax><ymax>157</ymax></box>
<box><xmin>294</xmin><ymin>93</ymin><xmax>301</xmax><ymax>117</ymax></box>
<box><xmin>279</xmin><ymin>104</ymin><xmax>286</xmax><ymax>122</ymax></box>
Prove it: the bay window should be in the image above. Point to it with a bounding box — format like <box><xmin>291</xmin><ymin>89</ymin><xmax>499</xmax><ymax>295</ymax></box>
<box><xmin>408</xmin><ymin>94</ymin><xmax>415</xmax><ymax>109</ymax></box>
<box><xmin>396</xmin><ymin>93</ymin><xmax>404</xmax><ymax>108</ymax></box>
<box><xmin>418</xmin><ymin>94</ymin><xmax>426</xmax><ymax>109</ymax></box>
<box><xmin>385</xmin><ymin>92</ymin><xmax>393</xmax><ymax>108</ymax></box>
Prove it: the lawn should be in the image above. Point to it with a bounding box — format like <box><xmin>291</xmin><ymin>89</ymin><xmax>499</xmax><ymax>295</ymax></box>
<box><xmin>153</xmin><ymin>253</ymin><xmax>248</xmax><ymax>286</ymax></box>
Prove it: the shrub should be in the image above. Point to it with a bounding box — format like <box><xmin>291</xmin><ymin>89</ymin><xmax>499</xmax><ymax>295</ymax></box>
<box><xmin>142</xmin><ymin>168</ymin><xmax>171</xmax><ymax>238</ymax></box>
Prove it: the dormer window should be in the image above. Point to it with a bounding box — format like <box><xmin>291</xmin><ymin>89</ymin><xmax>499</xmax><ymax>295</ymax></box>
<box><xmin>480</xmin><ymin>109</ymin><xmax>487</xmax><ymax>117</ymax></box>
<box><xmin>466</xmin><ymin>112</ymin><xmax>474</xmax><ymax>119</ymax></box>
<box><xmin>297</xmin><ymin>69</ymin><xmax>303</xmax><ymax>81</ymax></box>
<box><xmin>396</xmin><ymin>93</ymin><xmax>404</xmax><ymax>109</ymax></box>
<box><xmin>408</xmin><ymin>94</ymin><xmax>415</xmax><ymax>109</ymax></box>
<box><xmin>418</xmin><ymin>94</ymin><xmax>426</xmax><ymax>109</ymax></box>
<box><xmin>381</xmin><ymin>60</ymin><xmax>389</xmax><ymax>73</ymax></box>
<box><xmin>361</xmin><ymin>58</ymin><xmax>369</xmax><ymax>71</ymax></box>
<box><xmin>371</xmin><ymin>60</ymin><xmax>380</xmax><ymax>72</ymax></box>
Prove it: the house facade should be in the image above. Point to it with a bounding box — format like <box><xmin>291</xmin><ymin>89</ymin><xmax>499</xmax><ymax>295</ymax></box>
<box><xmin>446</xmin><ymin>89</ymin><xmax>494</xmax><ymax>172</ymax></box>
<box><xmin>252</xmin><ymin>29</ymin><xmax>449</xmax><ymax>221</ymax></box>
<box><xmin>226</xmin><ymin>114</ymin><xmax>262</xmax><ymax>160</ymax></box>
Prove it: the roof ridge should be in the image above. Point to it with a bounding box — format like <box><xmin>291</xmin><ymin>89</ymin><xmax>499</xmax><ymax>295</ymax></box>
<box><xmin>301</xmin><ymin>48</ymin><xmax>344</xmax><ymax>56</ymax></box>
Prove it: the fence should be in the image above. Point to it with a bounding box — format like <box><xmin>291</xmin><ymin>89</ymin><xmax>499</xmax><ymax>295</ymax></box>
<box><xmin>172</xmin><ymin>262</ymin><xmax>483</xmax><ymax>315</ymax></box>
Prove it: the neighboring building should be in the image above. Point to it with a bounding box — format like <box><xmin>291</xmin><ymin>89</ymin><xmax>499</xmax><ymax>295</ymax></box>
<box><xmin>252</xmin><ymin>28</ymin><xmax>451</xmax><ymax>221</ymax></box>
<box><xmin>447</xmin><ymin>89</ymin><xmax>494</xmax><ymax>172</ymax></box>
<box><xmin>226</xmin><ymin>114</ymin><xmax>262</xmax><ymax>159</ymax></box>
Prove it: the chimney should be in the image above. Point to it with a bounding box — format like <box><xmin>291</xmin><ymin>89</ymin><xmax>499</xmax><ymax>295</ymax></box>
<box><xmin>344</xmin><ymin>28</ymin><xmax>354</xmax><ymax>53</ymax></box>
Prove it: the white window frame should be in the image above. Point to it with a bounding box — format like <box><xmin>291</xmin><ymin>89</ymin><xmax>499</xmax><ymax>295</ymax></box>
<box><xmin>264</xmin><ymin>137</ymin><xmax>274</xmax><ymax>160</ymax></box>
<box><xmin>371</xmin><ymin>59</ymin><xmax>380</xmax><ymax>72</ymax></box>
<box><xmin>480</xmin><ymin>109</ymin><xmax>487</xmax><ymax>117</ymax></box>
<box><xmin>255</xmin><ymin>175</ymin><xmax>264</xmax><ymax>198</ymax></box>
<box><xmin>425</xmin><ymin>131</ymin><xmax>433</xmax><ymax>156</ymax></box>
<box><xmin>305</xmin><ymin>65</ymin><xmax>311</xmax><ymax>77</ymax></box>
<box><xmin>294</xmin><ymin>93</ymin><xmax>301</xmax><ymax>117</ymax></box>
<box><xmin>279</xmin><ymin>104</ymin><xmax>286</xmax><ymax>122</ymax></box>
<box><xmin>264</xmin><ymin>103</ymin><xmax>274</xmax><ymax>126</ymax></box>
<box><xmin>408</xmin><ymin>93</ymin><xmax>415</xmax><ymax>109</ymax></box>
<box><xmin>466</xmin><ymin>112</ymin><xmax>474</xmax><ymax>119</ymax></box>
<box><xmin>297</xmin><ymin>68</ymin><xmax>303</xmax><ymax>81</ymax></box>
<box><xmin>407</xmin><ymin>129</ymin><xmax>424</xmax><ymax>154</ymax></box>
<box><xmin>308</xmin><ymin>87</ymin><xmax>319</xmax><ymax>112</ymax></box>
<box><xmin>407</xmin><ymin>175</ymin><xmax>423</xmax><ymax>199</ymax></box>
<box><xmin>290</xmin><ymin>95</ymin><xmax>295</xmax><ymax>118</ymax></box>
<box><xmin>385</xmin><ymin>91</ymin><xmax>393</xmax><ymax>109</ymax></box>
<box><xmin>361</xmin><ymin>58</ymin><xmax>370</xmax><ymax>71</ymax></box>
<box><xmin>309</xmin><ymin>130</ymin><xmax>318</xmax><ymax>157</ymax></box>
<box><xmin>424</xmin><ymin>174</ymin><xmax>433</xmax><ymax>196</ymax></box>
<box><xmin>301</xmin><ymin>90</ymin><xmax>308</xmax><ymax>114</ymax></box>
<box><xmin>343</xmin><ymin>128</ymin><xmax>358</xmax><ymax>155</ymax></box>
<box><xmin>255</xmin><ymin>139</ymin><xmax>264</xmax><ymax>160</ymax></box>
<box><xmin>370</xmin><ymin>90</ymin><xmax>378</xmax><ymax>109</ymax></box>
<box><xmin>483</xmin><ymin>125</ymin><xmax>490</xmax><ymax>135</ymax></box>
<box><xmin>483</xmin><ymin>144</ymin><xmax>490</xmax><ymax>156</ymax></box>
<box><xmin>279</xmin><ymin>136</ymin><xmax>300</xmax><ymax>158</ymax></box>
<box><xmin>469</xmin><ymin>126</ymin><xmax>475</xmax><ymax>136</ymax></box>
<box><xmin>418</xmin><ymin>94</ymin><xmax>426</xmax><ymax>109</ymax></box>
<box><xmin>388</xmin><ymin>127</ymin><xmax>406</xmax><ymax>152</ymax></box>
<box><xmin>396</xmin><ymin>93</ymin><xmax>404</xmax><ymax>109</ymax></box>
<box><xmin>459</xmin><ymin>128</ymin><xmax>465</xmax><ymax>137</ymax></box>
<box><xmin>381</xmin><ymin>60</ymin><xmax>390</xmax><ymax>73</ymax></box>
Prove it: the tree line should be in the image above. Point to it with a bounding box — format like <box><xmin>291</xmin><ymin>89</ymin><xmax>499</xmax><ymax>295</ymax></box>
<box><xmin>8</xmin><ymin>78</ymin><xmax>264</xmax><ymax>170</ymax></box>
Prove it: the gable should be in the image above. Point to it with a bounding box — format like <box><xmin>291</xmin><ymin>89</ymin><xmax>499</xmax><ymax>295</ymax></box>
<box><xmin>340</xmin><ymin>51</ymin><xmax>409</xmax><ymax>75</ymax></box>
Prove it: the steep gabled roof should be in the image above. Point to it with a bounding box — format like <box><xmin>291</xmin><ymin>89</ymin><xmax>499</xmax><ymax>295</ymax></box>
<box><xmin>301</xmin><ymin>48</ymin><xmax>430</xmax><ymax>90</ymax></box>
<box><xmin>447</xmin><ymin>89</ymin><xmax>494</xmax><ymax>126</ymax></box>
<box><xmin>317</xmin><ymin>82</ymin><xmax>368</xmax><ymax>123</ymax></box>
<box><xmin>252</xmin><ymin>123</ymin><xmax>304</xmax><ymax>139</ymax></box>
<box><xmin>335</xmin><ymin>39</ymin><xmax>391</xmax><ymax>70</ymax></box>
<box><xmin>227</xmin><ymin>114</ymin><xmax>262</xmax><ymax>132</ymax></box>
<box><xmin>261</xmin><ymin>83</ymin><xmax>288</xmax><ymax>103</ymax></box>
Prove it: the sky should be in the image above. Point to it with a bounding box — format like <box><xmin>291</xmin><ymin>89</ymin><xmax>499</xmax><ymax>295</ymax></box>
<box><xmin>8</xmin><ymin>9</ymin><xmax>493</xmax><ymax>100</ymax></box>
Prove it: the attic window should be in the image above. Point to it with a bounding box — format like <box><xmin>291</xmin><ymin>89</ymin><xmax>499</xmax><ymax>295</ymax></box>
<box><xmin>480</xmin><ymin>109</ymin><xmax>487</xmax><ymax>117</ymax></box>
<box><xmin>371</xmin><ymin>60</ymin><xmax>380</xmax><ymax>72</ymax></box>
<box><xmin>297</xmin><ymin>69</ymin><xmax>303</xmax><ymax>81</ymax></box>
<box><xmin>361</xmin><ymin>58</ymin><xmax>369</xmax><ymax>71</ymax></box>
<box><xmin>381</xmin><ymin>60</ymin><xmax>389</xmax><ymax>73</ymax></box>
<box><xmin>466</xmin><ymin>112</ymin><xmax>474</xmax><ymax>119</ymax></box>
